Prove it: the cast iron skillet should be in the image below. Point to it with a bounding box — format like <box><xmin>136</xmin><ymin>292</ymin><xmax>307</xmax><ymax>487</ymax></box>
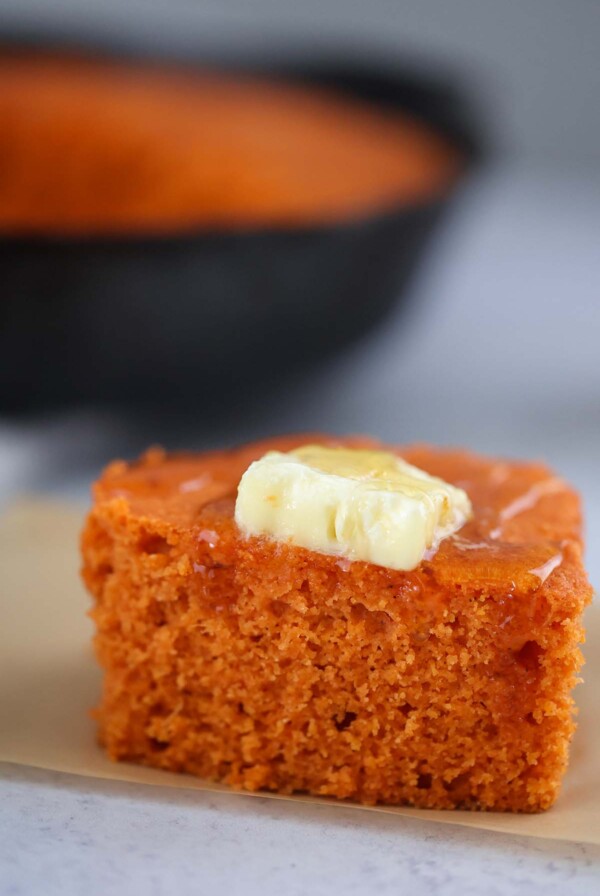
<box><xmin>0</xmin><ymin>51</ymin><xmax>479</xmax><ymax>413</ymax></box>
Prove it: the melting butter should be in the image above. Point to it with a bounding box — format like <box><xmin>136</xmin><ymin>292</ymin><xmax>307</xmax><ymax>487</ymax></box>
<box><xmin>234</xmin><ymin>444</ymin><xmax>472</xmax><ymax>571</ymax></box>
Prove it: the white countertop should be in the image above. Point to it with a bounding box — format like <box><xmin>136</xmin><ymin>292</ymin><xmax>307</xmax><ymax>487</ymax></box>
<box><xmin>2</xmin><ymin>763</ymin><xmax>599</xmax><ymax>896</ymax></box>
<box><xmin>1</xmin><ymin>160</ymin><xmax>599</xmax><ymax>893</ymax></box>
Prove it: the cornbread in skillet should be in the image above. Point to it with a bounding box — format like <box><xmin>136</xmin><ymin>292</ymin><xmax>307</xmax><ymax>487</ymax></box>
<box><xmin>0</xmin><ymin>52</ymin><xmax>459</xmax><ymax>235</ymax></box>
<box><xmin>81</xmin><ymin>435</ymin><xmax>591</xmax><ymax>811</ymax></box>
<box><xmin>0</xmin><ymin>52</ymin><xmax>461</xmax><ymax>233</ymax></box>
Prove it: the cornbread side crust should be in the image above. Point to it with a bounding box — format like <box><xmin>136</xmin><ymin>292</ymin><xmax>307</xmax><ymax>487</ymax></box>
<box><xmin>81</xmin><ymin>435</ymin><xmax>592</xmax><ymax>811</ymax></box>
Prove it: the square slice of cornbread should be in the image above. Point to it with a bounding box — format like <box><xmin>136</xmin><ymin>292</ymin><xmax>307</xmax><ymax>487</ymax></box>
<box><xmin>81</xmin><ymin>435</ymin><xmax>592</xmax><ymax>811</ymax></box>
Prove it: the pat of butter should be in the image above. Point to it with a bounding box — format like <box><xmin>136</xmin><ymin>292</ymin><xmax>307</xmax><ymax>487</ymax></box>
<box><xmin>234</xmin><ymin>444</ymin><xmax>472</xmax><ymax>571</ymax></box>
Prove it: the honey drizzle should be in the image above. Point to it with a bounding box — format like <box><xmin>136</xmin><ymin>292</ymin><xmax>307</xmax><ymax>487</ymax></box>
<box><xmin>528</xmin><ymin>552</ymin><xmax>563</xmax><ymax>585</ymax></box>
<box><xmin>488</xmin><ymin>478</ymin><xmax>567</xmax><ymax>539</ymax></box>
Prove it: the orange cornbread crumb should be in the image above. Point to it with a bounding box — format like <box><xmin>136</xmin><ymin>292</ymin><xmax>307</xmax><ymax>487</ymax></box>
<box><xmin>81</xmin><ymin>435</ymin><xmax>592</xmax><ymax>811</ymax></box>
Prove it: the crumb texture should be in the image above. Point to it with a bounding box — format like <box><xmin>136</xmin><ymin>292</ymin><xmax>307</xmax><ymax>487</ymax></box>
<box><xmin>81</xmin><ymin>435</ymin><xmax>592</xmax><ymax>812</ymax></box>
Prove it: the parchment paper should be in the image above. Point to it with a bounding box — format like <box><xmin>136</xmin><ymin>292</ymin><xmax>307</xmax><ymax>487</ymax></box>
<box><xmin>1</xmin><ymin>500</ymin><xmax>598</xmax><ymax>844</ymax></box>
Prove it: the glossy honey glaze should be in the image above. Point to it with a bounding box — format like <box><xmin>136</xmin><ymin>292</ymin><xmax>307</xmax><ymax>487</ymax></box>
<box><xmin>95</xmin><ymin>434</ymin><xmax>584</xmax><ymax>598</ymax></box>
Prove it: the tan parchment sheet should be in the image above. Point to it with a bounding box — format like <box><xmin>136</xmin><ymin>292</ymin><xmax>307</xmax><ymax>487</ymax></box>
<box><xmin>1</xmin><ymin>500</ymin><xmax>598</xmax><ymax>843</ymax></box>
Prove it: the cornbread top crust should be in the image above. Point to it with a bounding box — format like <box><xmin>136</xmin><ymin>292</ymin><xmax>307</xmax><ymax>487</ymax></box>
<box><xmin>0</xmin><ymin>53</ymin><xmax>459</xmax><ymax>235</ymax></box>
<box><xmin>93</xmin><ymin>434</ymin><xmax>588</xmax><ymax>606</ymax></box>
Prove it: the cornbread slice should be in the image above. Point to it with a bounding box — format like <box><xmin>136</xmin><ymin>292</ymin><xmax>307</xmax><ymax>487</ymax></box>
<box><xmin>81</xmin><ymin>435</ymin><xmax>592</xmax><ymax>811</ymax></box>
